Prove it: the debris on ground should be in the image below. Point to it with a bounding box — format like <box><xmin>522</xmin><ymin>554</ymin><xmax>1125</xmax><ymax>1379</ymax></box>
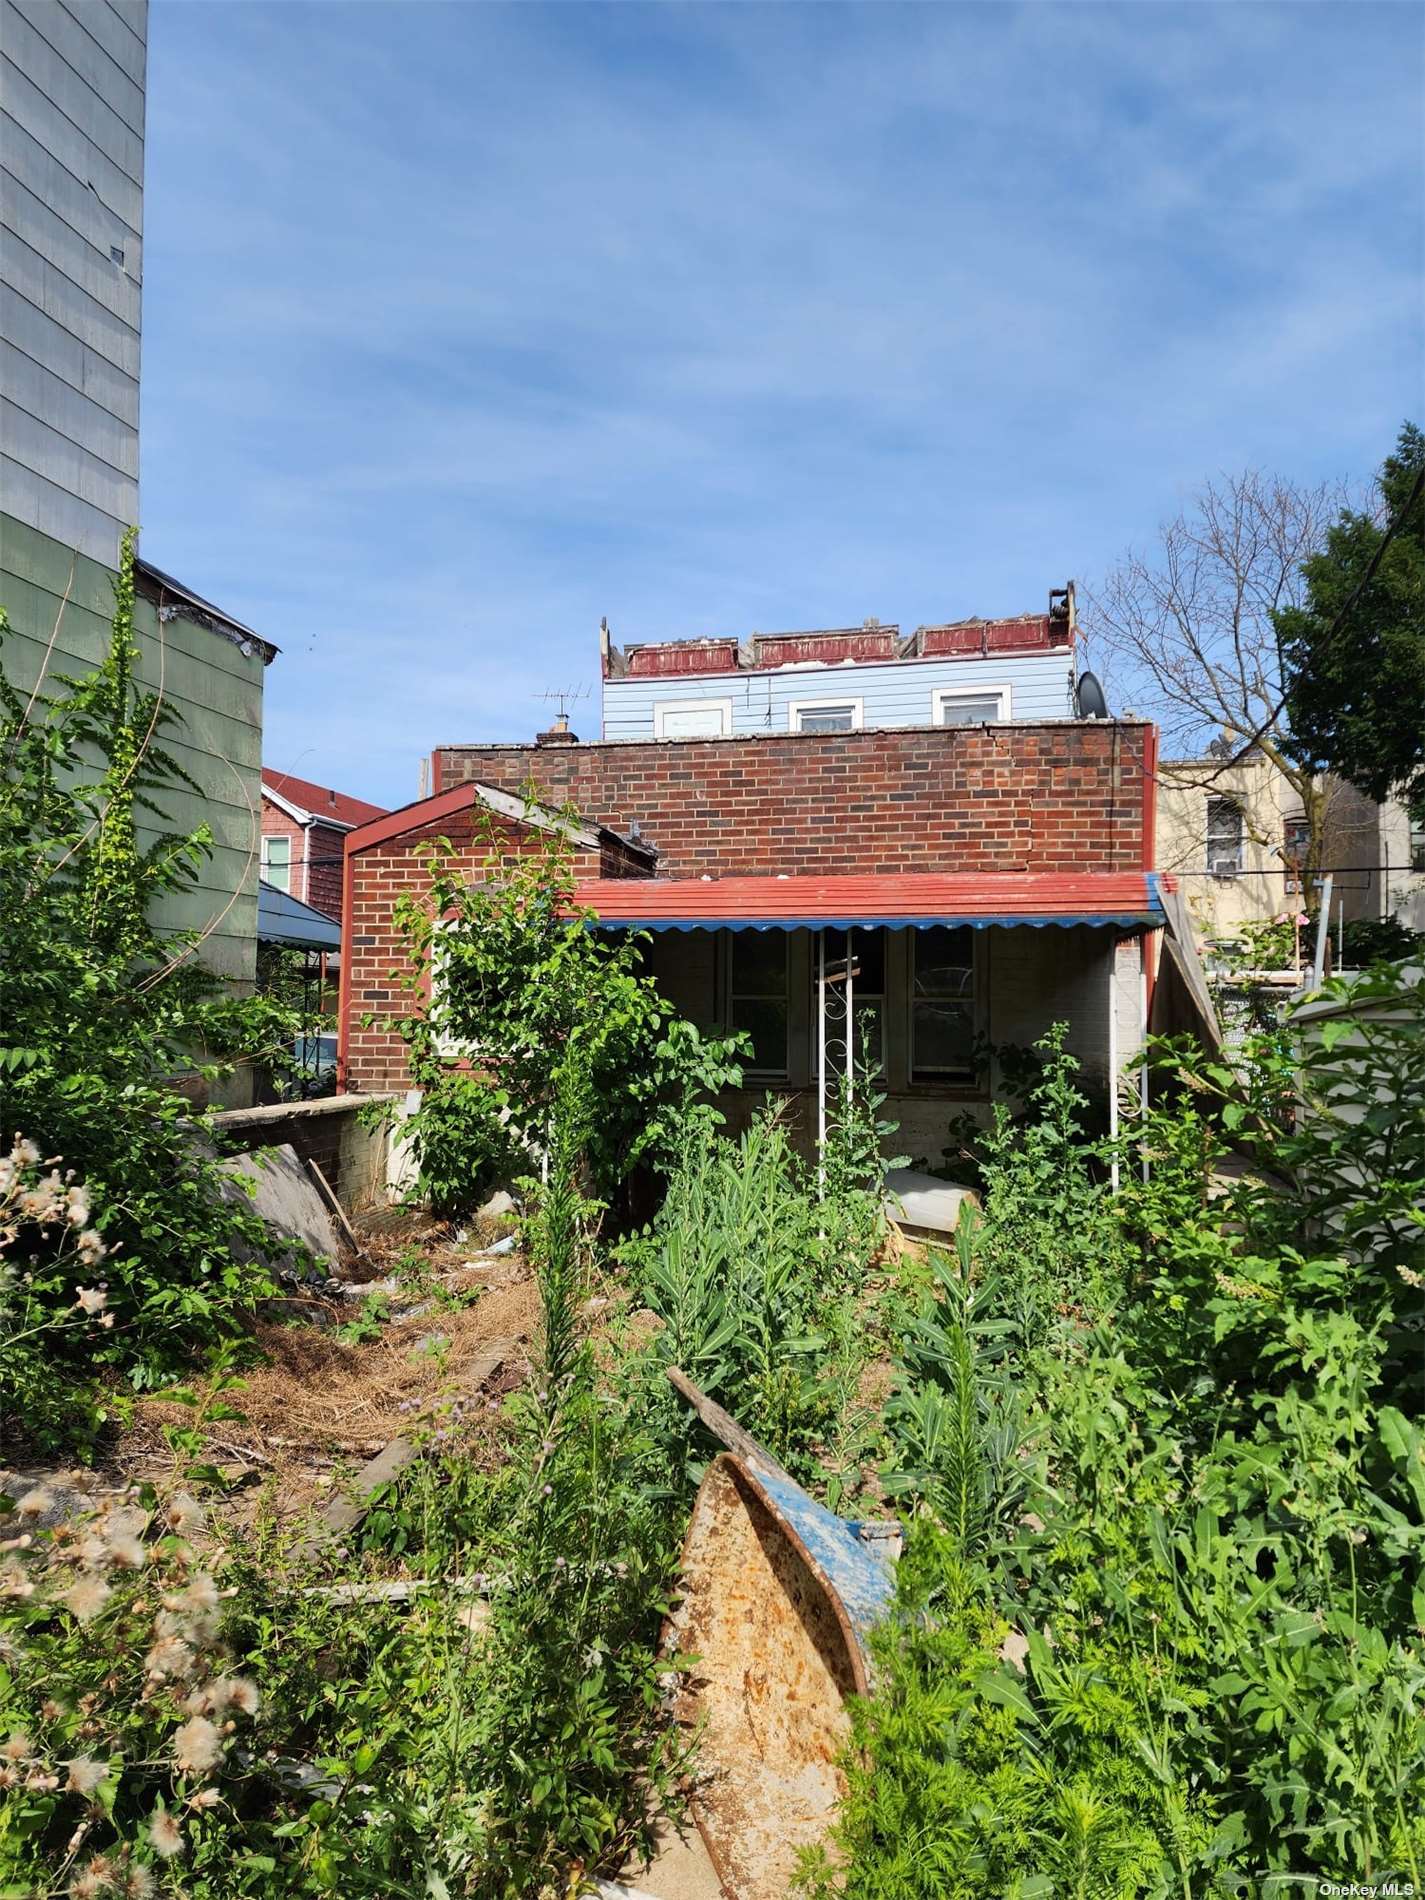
<box><xmin>101</xmin><ymin>1209</ymin><xmax>540</xmax><ymax>1532</ymax></box>
<box><xmin>219</xmin><ymin>1141</ymin><xmax>345</xmax><ymax>1271</ymax></box>
<box><xmin>662</xmin><ymin>1373</ymin><xmax>899</xmax><ymax>1900</ymax></box>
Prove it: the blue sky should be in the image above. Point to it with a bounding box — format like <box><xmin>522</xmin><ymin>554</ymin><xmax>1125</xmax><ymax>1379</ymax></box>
<box><xmin>140</xmin><ymin>1</ymin><xmax>1422</xmax><ymax>809</ymax></box>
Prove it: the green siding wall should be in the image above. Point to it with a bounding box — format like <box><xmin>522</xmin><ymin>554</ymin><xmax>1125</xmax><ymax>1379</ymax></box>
<box><xmin>1</xmin><ymin>512</ymin><xmax>267</xmax><ymax>984</ymax></box>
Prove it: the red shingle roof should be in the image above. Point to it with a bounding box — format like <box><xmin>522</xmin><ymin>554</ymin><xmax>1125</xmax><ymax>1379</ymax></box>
<box><xmin>262</xmin><ymin>772</ymin><xmax>387</xmax><ymax>829</ymax></box>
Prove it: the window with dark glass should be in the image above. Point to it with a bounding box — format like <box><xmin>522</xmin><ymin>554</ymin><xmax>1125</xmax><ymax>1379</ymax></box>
<box><xmin>794</xmin><ymin>703</ymin><xmax>859</xmax><ymax>734</ymax></box>
<box><xmin>1283</xmin><ymin>815</ymin><xmax>1310</xmax><ymax>895</ymax></box>
<box><xmin>729</xmin><ymin>931</ymin><xmax>790</xmax><ymax>1076</ymax></box>
<box><xmin>817</xmin><ymin>927</ymin><xmax>885</xmax><ymax>1074</ymax></box>
<box><xmin>1207</xmin><ymin>797</ymin><xmax>1245</xmax><ymax>874</ymax></box>
<box><xmin>912</xmin><ymin>926</ymin><xmax>976</xmax><ymax>1080</ymax></box>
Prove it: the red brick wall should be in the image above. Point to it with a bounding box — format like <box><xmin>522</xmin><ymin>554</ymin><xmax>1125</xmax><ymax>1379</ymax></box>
<box><xmin>433</xmin><ymin>723</ymin><xmax>1152</xmax><ymax>880</ymax></box>
<box><xmin>342</xmin><ymin>811</ymin><xmax>618</xmax><ymax>1091</ymax></box>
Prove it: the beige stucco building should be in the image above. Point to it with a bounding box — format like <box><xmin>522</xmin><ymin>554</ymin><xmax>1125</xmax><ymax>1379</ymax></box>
<box><xmin>1155</xmin><ymin>755</ymin><xmax>1425</xmax><ymax>948</ymax></box>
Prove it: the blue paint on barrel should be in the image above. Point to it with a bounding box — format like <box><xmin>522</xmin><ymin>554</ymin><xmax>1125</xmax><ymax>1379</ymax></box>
<box><xmin>753</xmin><ymin>1465</ymin><xmax>899</xmax><ymax>1654</ymax></box>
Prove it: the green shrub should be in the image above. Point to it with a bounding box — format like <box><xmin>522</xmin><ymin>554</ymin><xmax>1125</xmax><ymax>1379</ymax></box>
<box><xmin>1</xmin><ymin>552</ymin><xmax>305</xmax><ymax>1451</ymax></box>
<box><xmin>375</xmin><ymin>811</ymin><xmax>744</xmax><ymax>1216</ymax></box>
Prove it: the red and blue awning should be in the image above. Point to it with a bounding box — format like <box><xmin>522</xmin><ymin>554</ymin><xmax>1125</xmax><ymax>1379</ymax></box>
<box><xmin>570</xmin><ymin>871</ymin><xmax>1164</xmax><ymax>932</ymax></box>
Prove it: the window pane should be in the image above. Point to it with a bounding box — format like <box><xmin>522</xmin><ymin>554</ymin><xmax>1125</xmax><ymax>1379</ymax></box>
<box><xmin>263</xmin><ymin>837</ymin><xmax>291</xmax><ymax>892</ymax></box>
<box><xmin>937</xmin><ymin>695</ymin><xmax>1003</xmax><ymax>726</ymax></box>
<box><xmin>658</xmin><ymin>705</ymin><xmax>726</xmax><ymax>737</ymax></box>
<box><xmin>732</xmin><ymin>999</ymin><xmax>789</xmax><ymax>1074</ymax></box>
<box><xmin>823</xmin><ymin>927</ymin><xmax>885</xmax><ymax>992</ymax></box>
<box><xmin>1207</xmin><ymin>798</ymin><xmax>1244</xmax><ymax>870</ymax></box>
<box><xmin>818</xmin><ymin>929</ymin><xmax>885</xmax><ymax>1075</ymax></box>
<box><xmin>913</xmin><ymin>928</ymin><xmax>975</xmax><ymax>1079</ymax></box>
<box><xmin>1283</xmin><ymin>817</ymin><xmax>1309</xmax><ymax>894</ymax></box>
<box><xmin>913</xmin><ymin>1002</ymin><xmax>975</xmax><ymax>1075</ymax></box>
<box><xmin>914</xmin><ymin>926</ymin><xmax>974</xmax><ymax>997</ymax></box>
<box><xmin>797</xmin><ymin>705</ymin><xmax>856</xmax><ymax>733</ymax></box>
<box><xmin>733</xmin><ymin>931</ymin><xmax>787</xmax><ymax>994</ymax></box>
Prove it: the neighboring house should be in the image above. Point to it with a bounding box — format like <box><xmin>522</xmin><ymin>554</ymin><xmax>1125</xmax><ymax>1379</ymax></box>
<box><xmin>1155</xmin><ymin>755</ymin><xmax>1425</xmax><ymax>947</ymax></box>
<box><xmin>3</xmin><ymin>0</ymin><xmax>146</xmax><ymax>570</ymax></box>
<box><xmin>260</xmin><ymin>774</ymin><xmax>389</xmax><ymax>923</ymax></box>
<box><xmin>599</xmin><ymin>591</ymin><xmax>1080</xmax><ymax>740</ymax></box>
<box><xmin>3</xmin><ymin>0</ymin><xmax>281</xmax><ymax>996</ymax></box>
<box><xmin>340</xmin><ymin>698</ymin><xmax>1186</xmax><ymax>1167</ymax></box>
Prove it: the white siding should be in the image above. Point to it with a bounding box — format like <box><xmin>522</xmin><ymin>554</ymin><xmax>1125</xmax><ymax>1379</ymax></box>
<box><xmin>603</xmin><ymin>648</ymin><xmax>1076</xmax><ymax>739</ymax></box>
<box><xmin>1</xmin><ymin>0</ymin><xmax>145</xmax><ymax>568</ymax></box>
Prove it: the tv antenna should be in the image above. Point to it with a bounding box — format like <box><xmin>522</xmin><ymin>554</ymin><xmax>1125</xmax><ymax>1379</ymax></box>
<box><xmin>537</xmin><ymin>684</ymin><xmax>591</xmax><ymax>722</ymax></box>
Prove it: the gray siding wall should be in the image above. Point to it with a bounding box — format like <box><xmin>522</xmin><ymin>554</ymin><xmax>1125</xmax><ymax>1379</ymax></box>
<box><xmin>602</xmin><ymin>648</ymin><xmax>1077</xmax><ymax>739</ymax></box>
<box><xmin>2</xmin><ymin>0</ymin><xmax>146</xmax><ymax>568</ymax></box>
<box><xmin>2</xmin><ymin>514</ymin><xmax>266</xmax><ymax>987</ymax></box>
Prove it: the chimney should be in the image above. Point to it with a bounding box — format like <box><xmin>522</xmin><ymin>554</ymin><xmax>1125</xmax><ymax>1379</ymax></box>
<box><xmin>536</xmin><ymin>712</ymin><xmax>578</xmax><ymax>746</ymax></box>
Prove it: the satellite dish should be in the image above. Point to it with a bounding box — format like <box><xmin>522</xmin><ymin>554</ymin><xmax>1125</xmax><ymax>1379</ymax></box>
<box><xmin>1075</xmin><ymin>670</ymin><xmax>1109</xmax><ymax>720</ymax></box>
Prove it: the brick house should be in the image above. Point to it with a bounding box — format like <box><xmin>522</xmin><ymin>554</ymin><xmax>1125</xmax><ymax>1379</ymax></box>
<box><xmin>337</xmin><ymin>603</ymin><xmax>1189</xmax><ymax>1165</ymax></box>
<box><xmin>260</xmin><ymin>773</ymin><xmax>388</xmax><ymax>923</ymax></box>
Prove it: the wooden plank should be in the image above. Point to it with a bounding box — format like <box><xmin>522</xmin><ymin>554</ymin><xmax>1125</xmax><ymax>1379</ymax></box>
<box><xmin>666</xmin><ymin>1366</ymin><xmax>790</xmax><ymax>1481</ymax></box>
<box><xmin>298</xmin><ymin>1339</ymin><xmax>517</xmax><ymax>1555</ymax></box>
<box><xmin>306</xmin><ymin>1158</ymin><xmax>370</xmax><ymax>1268</ymax></box>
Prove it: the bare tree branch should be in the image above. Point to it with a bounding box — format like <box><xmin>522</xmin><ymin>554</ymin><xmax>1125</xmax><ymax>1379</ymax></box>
<box><xmin>1085</xmin><ymin>470</ymin><xmax>1344</xmax><ymax>867</ymax></box>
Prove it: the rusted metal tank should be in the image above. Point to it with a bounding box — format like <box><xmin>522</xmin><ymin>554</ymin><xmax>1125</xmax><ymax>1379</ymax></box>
<box><xmin>665</xmin><ymin>1453</ymin><xmax>898</xmax><ymax>1900</ymax></box>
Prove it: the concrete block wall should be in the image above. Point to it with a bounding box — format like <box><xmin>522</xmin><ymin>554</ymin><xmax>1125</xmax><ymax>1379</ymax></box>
<box><xmin>211</xmin><ymin>1092</ymin><xmax>400</xmax><ymax>1215</ymax></box>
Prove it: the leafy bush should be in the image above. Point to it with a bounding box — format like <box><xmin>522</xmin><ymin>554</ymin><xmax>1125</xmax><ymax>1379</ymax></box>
<box><xmin>822</xmin><ymin>984</ymin><xmax>1425</xmax><ymax>1894</ymax></box>
<box><xmin>974</xmin><ymin>1026</ymin><xmax>1130</xmax><ymax>1347</ymax></box>
<box><xmin>377</xmin><ymin>810</ymin><xmax>744</xmax><ymax>1214</ymax></box>
<box><xmin>629</xmin><ymin>1093</ymin><xmax>892</xmax><ymax>1488</ymax></box>
<box><xmin>1</xmin><ymin>550</ymin><xmax>305</xmax><ymax>1450</ymax></box>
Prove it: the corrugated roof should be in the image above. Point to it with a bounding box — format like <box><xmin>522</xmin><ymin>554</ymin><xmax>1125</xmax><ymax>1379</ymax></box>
<box><xmin>569</xmin><ymin>872</ymin><xmax>1163</xmax><ymax>931</ymax></box>
<box><xmin>257</xmin><ymin>879</ymin><xmax>342</xmax><ymax>950</ymax></box>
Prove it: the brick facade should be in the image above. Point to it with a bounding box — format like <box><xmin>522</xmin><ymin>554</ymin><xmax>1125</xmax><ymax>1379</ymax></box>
<box><xmin>433</xmin><ymin>721</ymin><xmax>1153</xmax><ymax>879</ymax></box>
<box><xmin>342</xmin><ymin>803</ymin><xmax>652</xmax><ymax>1091</ymax></box>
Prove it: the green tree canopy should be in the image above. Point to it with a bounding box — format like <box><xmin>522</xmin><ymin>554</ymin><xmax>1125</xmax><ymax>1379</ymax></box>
<box><xmin>1278</xmin><ymin>421</ymin><xmax>1425</xmax><ymax>818</ymax></box>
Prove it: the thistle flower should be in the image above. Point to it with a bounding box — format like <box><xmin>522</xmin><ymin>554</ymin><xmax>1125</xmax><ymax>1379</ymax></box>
<box><xmin>66</xmin><ymin>1756</ymin><xmax>107</xmax><ymax>1796</ymax></box>
<box><xmin>172</xmin><ymin>1715</ymin><xmax>222</xmax><ymax>1775</ymax></box>
<box><xmin>1</xmin><ymin>1562</ymin><xmax>35</xmax><ymax>1600</ymax></box>
<box><xmin>178</xmin><ymin>1574</ymin><xmax>219</xmax><ymax>1616</ymax></box>
<box><xmin>144</xmin><ymin>1635</ymin><xmax>194</xmax><ymax>1680</ymax></box>
<box><xmin>105</xmin><ymin>1532</ymin><xmax>146</xmax><ymax>1570</ymax></box>
<box><xmin>123</xmin><ymin>1865</ymin><xmax>155</xmax><ymax>1899</ymax></box>
<box><xmin>69</xmin><ymin>1862</ymin><xmax>111</xmax><ymax>1899</ymax></box>
<box><xmin>166</xmin><ymin>1492</ymin><xmax>203</xmax><ymax>1534</ymax></box>
<box><xmin>16</xmin><ymin>1486</ymin><xmax>54</xmax><ymax>1519</ymax></box>
<box><xmin>2</xmin><ymin>1731</ymin><xmax>32</xmax><ymax>1762</ymax></box>
<box><xmin>75</xmin><ymin>1286</ymin><xmax>107</xmax><ymax>1315</ymax></box>
<box><xmin>224</xmin><ymin>1676</ymin><xmax>260</xmax><ymax>1716</ymax></box>
<box><xmin>149</xmin><ymin>1807</ymin><xmax>184</xmax><ymax>1859</ymax></box>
